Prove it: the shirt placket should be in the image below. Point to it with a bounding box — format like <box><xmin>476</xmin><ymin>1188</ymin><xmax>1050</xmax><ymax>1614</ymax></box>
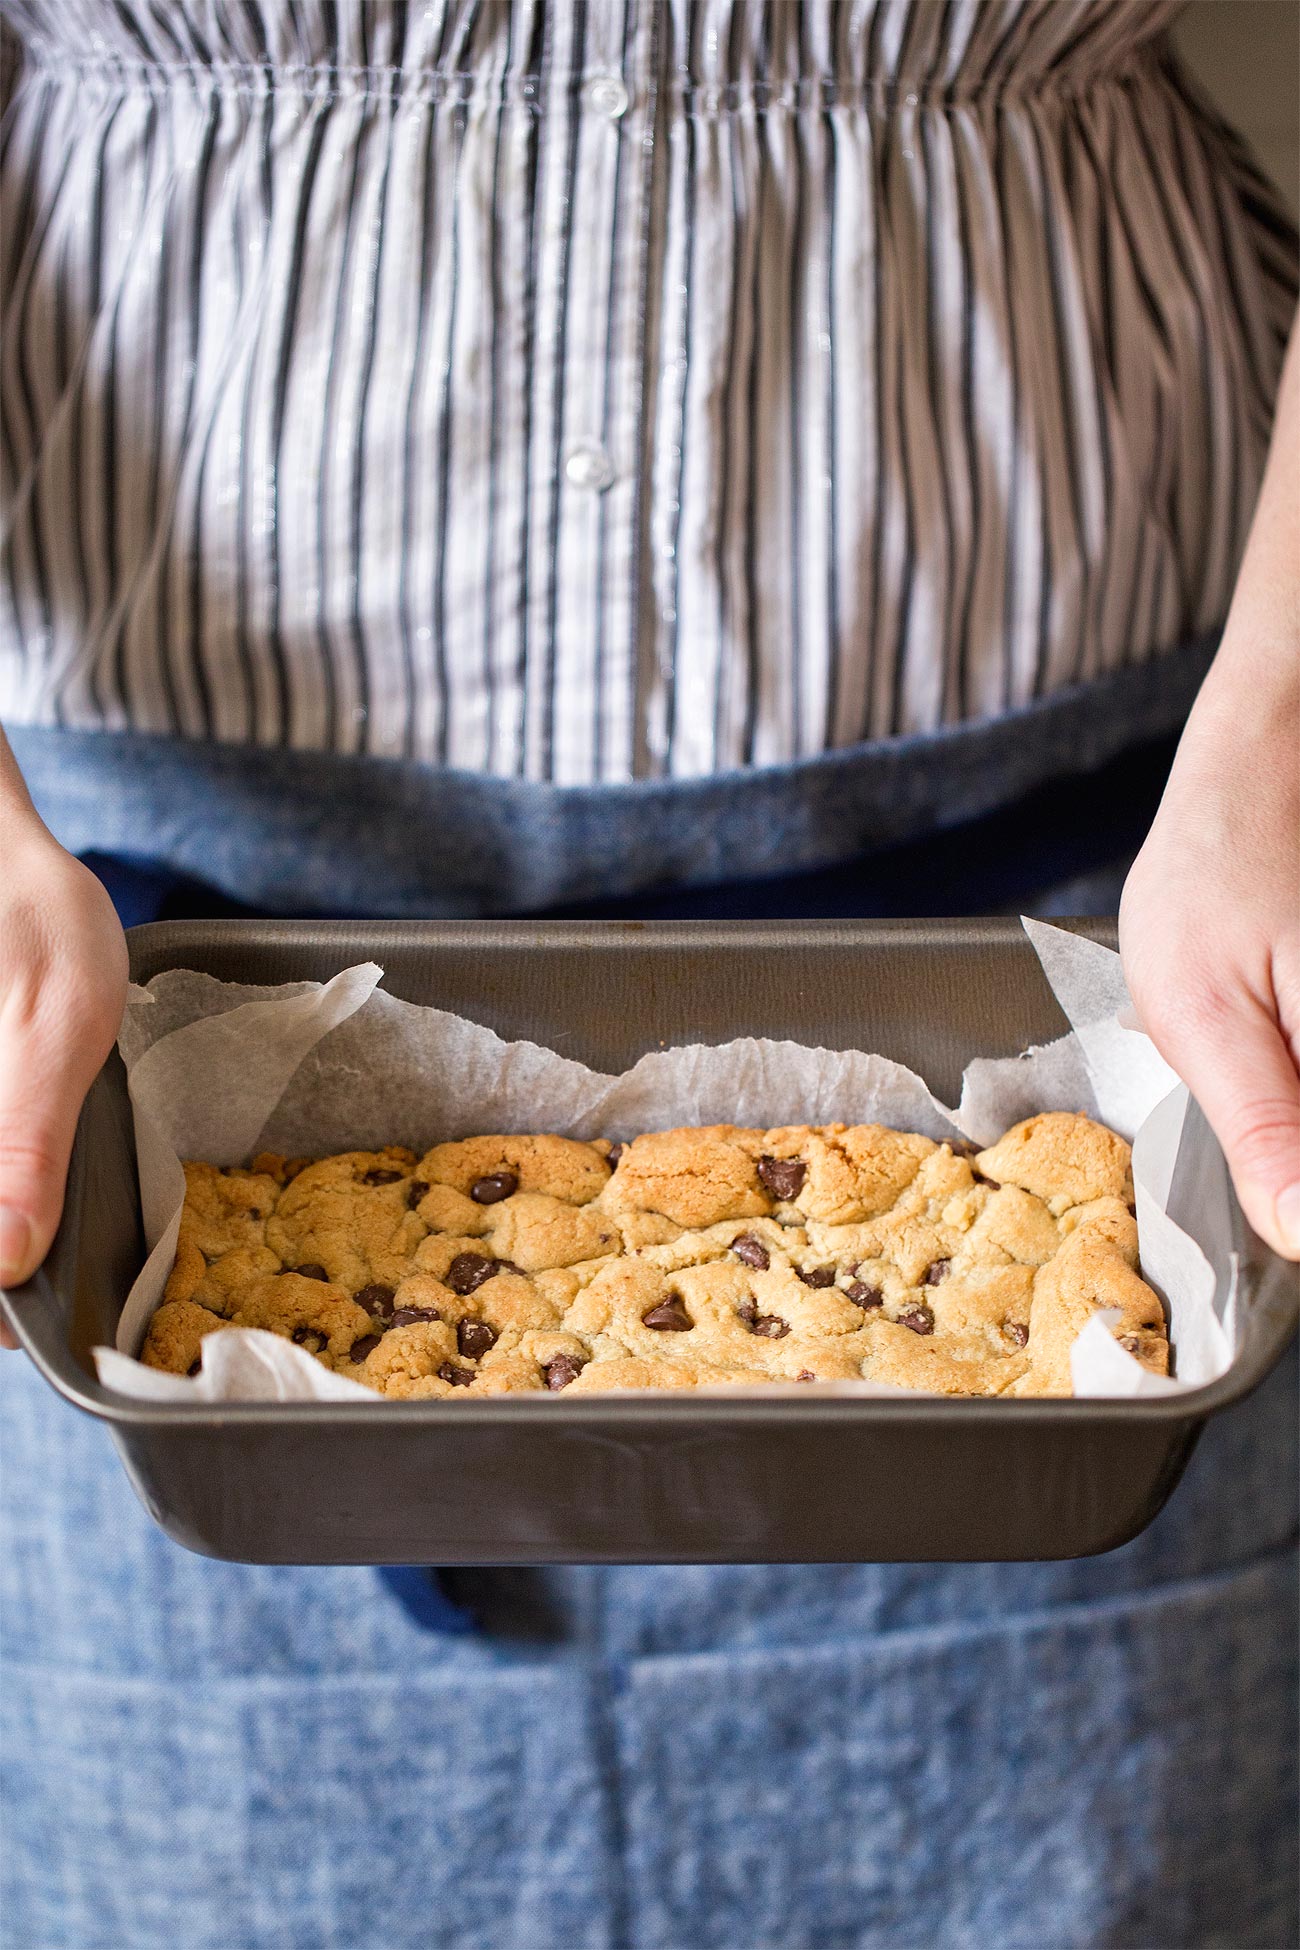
<box><xmin>522</xmin><ymin>0</ymin><xmax>662</xmax><ymax>784</ymax></box>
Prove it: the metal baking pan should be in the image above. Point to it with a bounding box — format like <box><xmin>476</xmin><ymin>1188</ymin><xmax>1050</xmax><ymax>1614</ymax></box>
<box><xmin>3</xmin><ymin>920</ymin><xmax>1295</xmax><ymax>1566</ymax></box>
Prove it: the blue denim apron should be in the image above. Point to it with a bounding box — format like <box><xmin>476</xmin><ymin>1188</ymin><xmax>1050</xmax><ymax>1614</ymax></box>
<box><xmin>2</xmin><ymin>1352</ymin><xmax>1295</xmax><ymax>1950</ymax></box>
<box><xmin>3</xmin><ymin>730</ymin><xmax>1297</xmax><ymax>1949</ymax></box>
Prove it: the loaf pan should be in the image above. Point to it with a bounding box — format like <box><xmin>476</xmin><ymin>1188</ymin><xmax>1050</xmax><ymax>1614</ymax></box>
<box><xmin>3</xmin><ymin>919</ymin><xmax>1295</xmax><ymax>1566</ymax></box>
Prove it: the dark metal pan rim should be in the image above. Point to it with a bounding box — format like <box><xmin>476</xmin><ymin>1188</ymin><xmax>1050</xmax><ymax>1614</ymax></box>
<box><xmin>131</xmin><ymin>917</ymin><xmax>1046</xmax><ymax>949</ymax></box>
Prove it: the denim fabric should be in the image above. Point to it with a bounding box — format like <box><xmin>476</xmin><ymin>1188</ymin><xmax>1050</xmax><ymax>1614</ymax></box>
<box><xmin>1</xmin><ymin>1351</ymin><xmax>1295</xmax><ymax>1950</ymax></box>
<box><xmin>75</xmin><ymin>727</ymin><xmax>1181</xmax><ymax>929</ymax></box>
<box><xmin>8</xmin><ymin>634</ymin><xmax>1216</xmax><ymax>918</ymax></box>
<box><xmin>6</xmin><ymin>647</ymin><xmax>1299</xmax><ymax>1947</ymax></box>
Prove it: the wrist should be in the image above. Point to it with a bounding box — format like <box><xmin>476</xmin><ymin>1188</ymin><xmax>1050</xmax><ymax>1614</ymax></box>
<box><xmin>0</xmin><ymin>798</ymin><xmax>66</xmax><ymax>878</ymax></box>
<box><xmin>1184</xmin><ymin>601</ymin><xmax>1299</xmax><ymax>762</ymax></box>
<box><xmin>1189</xmin><ymin>311</ymin><xmax>1300</xmax><ymax>746</ymax></box>
<box><xmin>0</xmin><ymin>726</ymin><xmax>48</xmax><ymax>847</ymax></box>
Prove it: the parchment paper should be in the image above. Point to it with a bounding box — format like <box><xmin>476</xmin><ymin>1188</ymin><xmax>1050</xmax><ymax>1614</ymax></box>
<box><xmin>94</xmin><ymin>921</ymin><xmax>1239</xmax><ymax>1403</ymax></box>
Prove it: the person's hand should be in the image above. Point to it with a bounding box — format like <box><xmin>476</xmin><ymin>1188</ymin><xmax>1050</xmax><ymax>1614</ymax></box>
<box><xmin>1120</xmin><ymin>316</ymin><xmax>1300</xmax><ymax>1263</ymax></box>
<box><xmin>1121</xmin><ymin>656</ymin><xmax>1299</xmax><ymax>1261</ymax></box>
<box><xmin>0</xmin><ymin>817</ymin><xmax>128</xmax><ymax>1344</ymax></box>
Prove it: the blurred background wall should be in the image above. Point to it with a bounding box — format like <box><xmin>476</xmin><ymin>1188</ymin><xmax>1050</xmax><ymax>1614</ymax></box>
<box><xmin>1174</xmin><ymin>0</ymin><xmax>1299</xmax><ymax>214</ymax></box>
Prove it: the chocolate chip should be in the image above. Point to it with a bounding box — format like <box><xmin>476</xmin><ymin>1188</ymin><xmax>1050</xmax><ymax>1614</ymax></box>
<box><xmin>1127</xmin><ymin>1201</ymin><xmax>1138</xmax><ymax>1218</ymax></box>
<box><xmin>292</xmin><ymin>1326</ymin><xmax>325</xmax><ymax>1353</ymax></box>
<box><xmin>642</xmin><ymin>1296</ymin><xmax>693</xmax><ymax>1331</ymax></box>
<box><xmin>290</xmin><ymin>1263</ymin><xmax>329</xmax><ymax>1282</ymax></box>
<box><xmin>950</xmin><ymin>1139</ymin><xmax>981</xmax><ymax>1158</ymax></box>
<box><xmin>187</xmin><ymin>1357</ymin><xmax>201</xmax><ymax>1376</ymax></box>
<box><xmin>922</xmin><ymin>1259</ymin><xmax>951</xmax><ymax>1286</ymax></box>
<box><xmin>736</xmin><ymin>1298</ymin><xmax>759</xmax><ymax>1324</ymax></box>
<box><xmin>390</xmin><ymin>1305</ymin><xmax>441</xmax><ymax>1328</ymax></box>
<box><xmin>349</xmin><ymin>1334</ymin><xmax>382</xmax><ymax>1363</ymax></box>
<box><xmin>731</xmin><ymin>1233</ymin><xmax>770</xmax><ymax>1270</ymax></box>
<box><xmin>407</xmin><ymin>1179</ymin><xmax>429</xmax><ymax>1209</ymax></box>
<box><xmin>445</xmin><ymin>1252</ymin><xmax>498</xmax><ymax>1295</ymax></box>
<box><xmin>471</xmin><ymin>1171</ymin><xmax>518</xmax><ymax>1204</ymax></box>
<box><xmin>606</xmin><ymin>1144</ymin><xmax>625</xmax><ymax>1170</ymax></box>
<box><xmin>845</xmin><ymin>1280</ymin><xmax>883</xmax><ymax>1309</ymax></box>
<box><xmin>973</xmin><ymin>1172</ymin><xmax>999</xmax><ymax>1188</ymax></box>
<box><xmin>1005</xmin><ymin>1321</ymin><xmax>1029</xmax><ymax>1347</ymax></box>
<box><xmin>545</xmin><ymin>1354</ymin><xmax>586</xmax><ymax>1391</ymax></box>
<box><xmin>898</xmin><ymin>1306</ymin><xmax>935</xmax><ymax>1336</ymax></box>
<box><xmin>363</xmin><ymin>1168</ymin><xmax>404</xmax><ymax>1185</ymax></box>
<box><xmin>356</xmin><ymin>1283</ymin><xmax>395</xmax><ymax>1319</ymax></box>
<box><xmin>796</xmin><ymin>1369</ymin><xmax>817</xmax><ymax>1382</ymax></box>
<box><xmin>797</xmin><ymin>1265</ymin><xmax>836</xmax><ymax>1288</ymax></box>
<box><xmin>457</xmin><ymin>1319</ymin><xmax>498</xmax><ymax>1359</ymax></box>
<box><xmin>750</xmin><ymin>1314</ymin><xmax>791</xmax><ymax>1339</ymax></box>
<box><xmin>757</xmin><ymin>1155</ymin><xmax>806</xmax><ymax>1200</ymax></box>
<box><xmin>438</xmin><ymin>1362</ymin><xmax>475</xmax><ymax>1387</ymax></box>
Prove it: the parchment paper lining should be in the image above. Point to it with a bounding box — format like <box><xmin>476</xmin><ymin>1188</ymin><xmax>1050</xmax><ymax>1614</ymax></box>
<box><xmin>94</xmin><ymin>921</ymin><xmax>1239</xmax><ymax>1403</ymax></box>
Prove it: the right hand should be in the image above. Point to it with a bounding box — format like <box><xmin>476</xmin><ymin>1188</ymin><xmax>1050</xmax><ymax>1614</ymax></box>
<box><xmin>0</xmin><ymin>821</ymin><xmax>128</xmax><ymax>1344</ymax></box>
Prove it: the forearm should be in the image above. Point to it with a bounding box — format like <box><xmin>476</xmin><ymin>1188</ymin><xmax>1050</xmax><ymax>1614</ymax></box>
<box><xmin>1193</xmin><ymin>313</ymin><xmax>1300</xmax><ymax>722</ymax></box>
<box><xmin>0</xmin><ymin>722</ymin><xmax>43</xmax><ymax>836</ymax></box>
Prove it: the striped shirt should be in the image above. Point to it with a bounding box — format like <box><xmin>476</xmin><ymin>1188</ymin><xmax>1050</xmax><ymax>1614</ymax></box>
<box><xmin>1</xmin><ymin>0</ymin><xmax>1295</xmax><ymax>790</ymax></box>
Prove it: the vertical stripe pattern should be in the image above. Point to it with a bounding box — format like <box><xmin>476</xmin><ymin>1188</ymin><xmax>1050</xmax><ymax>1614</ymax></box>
<box><xmin>1</xmin><ymin>0</ymin><xmax>1296</xmax><ymax>784</ymax></box>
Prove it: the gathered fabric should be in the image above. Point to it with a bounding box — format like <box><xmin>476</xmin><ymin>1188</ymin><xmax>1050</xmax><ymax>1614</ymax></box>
<box><xmin>1</xmin><ymin>0</ymin><xmax>1295</xmax><ymax>786</ymax></box>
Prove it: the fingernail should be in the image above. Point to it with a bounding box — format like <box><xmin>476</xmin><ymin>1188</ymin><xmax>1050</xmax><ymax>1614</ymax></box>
<box><xmin>0</xmin><ymin>1207</ymin><xmax>33</xmax><ymax>1287</ymax></box>
<box><xmin>1277</xmin><ymin>1183</ymin><xmax>1300</xmax><ymax>1258</ymax></box>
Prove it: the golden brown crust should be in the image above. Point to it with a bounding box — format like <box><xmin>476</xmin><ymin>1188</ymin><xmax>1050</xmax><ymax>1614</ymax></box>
<box><xmin>140</xmin><ymin>1299</ymin><xmax>233</xmax><ymax>1374</ymax></box>
<box><xmin>600</xmin><ymin>1126</ymin><xmax>770</xmax><ymax>1229</ymax></box>
<box><xmin>975</xmin><ymin>1112</ymin><xmax>1133</xmax><ymax>1215</ymax></box>
<box><xmin>147</xmin><ymin>1116</ymin><xmax>1168</xmax><ymax>1397</ymax></box>
<box><xmin>228</xmin><ymin>1272</ymin><xmax>377</xmax><ymax>1362</ymax></box>
<box><xmin>1014</xmin><ymin>1223</ymin><xmax>1165</xmax><ymax>1397</ymax></box>
<box><xmin>264</xmin><ymin>1148</ymin><xmax>425</xmax><ymax>1290</ymax></box>
<box><xmin>418</xmin><ymin>1135</ymin><xmax>611</xmax><ymax>1205</ymax></box>
<box><xmin>174</xmin><ymin>1160</ymin><xmax>280</xmax><ymax>1259</ymax></box>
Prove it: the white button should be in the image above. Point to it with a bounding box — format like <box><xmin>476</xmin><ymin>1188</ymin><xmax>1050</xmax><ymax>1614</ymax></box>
<box><xmin>564</xmin><ymin>442</ymin><xmax>616</xmax><ymax>491</ymax></box>
<box><xmin>585</xmin><ymin>74</ymin><xmax>630</xmax><ymax>118</ymax></box>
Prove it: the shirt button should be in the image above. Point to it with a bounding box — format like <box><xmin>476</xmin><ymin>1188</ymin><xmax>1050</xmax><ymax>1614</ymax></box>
<box><xmin>564</xmin><ymin>442</ymin><xmax>616</xmax><ymax>491</ymax></box>
<box><xmin>585</xmin><ymin>74</ymin><xmax>630</xmax><ymax>119</ymax></box>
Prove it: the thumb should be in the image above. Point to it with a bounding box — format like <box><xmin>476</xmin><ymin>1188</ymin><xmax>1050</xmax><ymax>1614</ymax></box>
<box><xmin>0</xmin><ymin>1012</ymin><xmax>99</xmax><ymax>1290</ymax></box>
<box><xmin>1145</xmin><ymin>987</ymin><xmax>1300</xmax><ymax>1261</ymax></box>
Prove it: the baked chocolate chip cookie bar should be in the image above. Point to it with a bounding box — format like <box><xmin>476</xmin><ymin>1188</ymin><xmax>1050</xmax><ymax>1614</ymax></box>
<box><xmin>141</xmin><ymin>1113</ymin><xmax>1168</xmax><ymax>1398</ymax></box>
